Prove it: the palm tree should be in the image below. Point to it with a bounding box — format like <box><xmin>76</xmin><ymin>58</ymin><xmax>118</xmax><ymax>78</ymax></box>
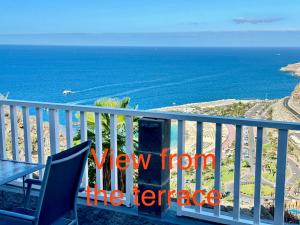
<box><xmin>74</xmin><ymin>97</ymin><xmax>138</xmax><ymax>191</ymax></box>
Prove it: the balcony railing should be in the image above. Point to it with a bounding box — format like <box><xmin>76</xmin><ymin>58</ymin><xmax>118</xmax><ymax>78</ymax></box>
<box><xmin>1</xmin><ymin>99</ymin><xmax>300</xmax><ymax>225</ymax></box>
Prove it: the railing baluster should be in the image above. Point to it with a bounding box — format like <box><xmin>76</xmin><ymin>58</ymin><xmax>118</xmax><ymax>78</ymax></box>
<box><xmin>274</xmin><ymin>129</ymin><xmax>288</xmax><ymax>225</ymax></box>
<box><xmin>125</xmin><ymin>116</ymin><xmax>134</xmax><ymax>207</ymax></box>
<box><xmin>0</xmin><ymin>104</ymin><xmax>6</xmax><ymax>159</ymax></box>
<box><xmin>22</xmin><ymin>106</ymin><xmax>32</xmax><ymax>163</ymax></box>
<box><xmin>254</xmin><ymin>127</ymin><xmax>263</xmax><ymax>224</ymax></box>
<box><xmin>177</xmin><ymin>120</ymin><xmax>185</xmax><ymax>216</ymax></box>
<box><xmin>49</xmin><ymin>109</ymin><xmax>59</xmax><ymax>155</ymax></box>
<box><xmin>65</xmin><ymin>110</ymin><xmax>73</xmax><ymax>148</ymax></box>
<box><xmin>110</xmin><ymin>114</ymin><xmax>118</xmax><ymax>190</ymax></box>
<box><xmin>80</xmin><ymin>111</ymin><xmax>88</xmax><ymax>187</ymax></box>
<box><xmin>195</xmin><ymin>122</ymin><xmax>203</xmax><ymax>212</ymax></box>
<box><xmin>10</xmin><ymin>105</ymin><xmax>19</xmax><ymax>161</ymax></box>
<box><xmin>233</xmin><ymin>125</ymin><xmax>242</xmax><ymax>220</ymax></box>
<box><xmin>36</xmin><ymin>107</ymin><xmax>44</xmax><ymax>178</ymax></box>
<box><xmin>95</xmin><ymin>112</ymin><xmax>103</xmax><ymax>190</ymax></box>
<box><xmin>214</xmin><ymin>123</ymin><xmax>222</xmax><ymax>216</ymax></box>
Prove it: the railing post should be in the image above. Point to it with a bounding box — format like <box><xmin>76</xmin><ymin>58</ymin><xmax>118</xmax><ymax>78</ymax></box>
<box><xmin>233</xmin><ymin>125</ymin><xmax>242</xmax><ymax>220</ymax></box>
<box><xmin>65</xmin><ymin>110</ymin><xmax>73</xmax><ymax>149</ymax></box>
<box><xmin>80</xmin><ymin>111</ymin><xmax>88</xmax><ymax>187</ymax></box>
<box><xmin>214</xmin><ymin>123</ymin><xmax>222</xmax><ymax>216</ymax></box>
<box><xmin>22</xmin><ymin>106</ymin><xmax>32</xmax><ymax>163</ymax></box>
<box><xmin>10</xmin><ymin>105</ymin><xmax>19</xmax><ymax>161</ymax></box>
<box><xmin>0</xmin><ymin>105</ymin><xmax>6</xmax><ymax>159</ymax></box>
<box><xmin>95</xmin><ymin>112</ymin><xmax>103</xmax><ymax>190</ymax></box>
<box><xmin>125</xmin><ymin>116</ymin><xmax>134</xmax><ymax>207</ymax></box>
<box><xmin>177</xmin><ymin>120</ymin><xmax>185</xmax><ymax>216</ymax></box>
<box><xmin>274</xmin><ymin>129</ymin><xmax>288</xmax><ymax>225</ymax></box>
<box><xmin>138</xmin><ymin>118</ymin><xmax>171</xmax><ymax>217</ymax></box>
<box><xmin>195</xmin><ymin>122</ymin><xmax>203</xmax><ymax>213</ymax></box>
<box><xmin>49</xmin><ymin>109</ymin><xmax>59</xmax><ymax>155</ymax></box>
<box><xmin>36</xmin><ymin>107</ymin><xmax>45</xmax><ymax>178</ymax></box>
<box><xmin>254</xmin><ymin>127</ymin><xmax>263</xmax><ymax>224</ymax></box>
<box><xmin>110</xmin><ymin>114</ymin><xmax>118</xmax><ymax>191</ymax></box>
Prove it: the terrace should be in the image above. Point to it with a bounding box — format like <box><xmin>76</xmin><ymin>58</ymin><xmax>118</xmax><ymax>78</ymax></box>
<box><xmin>1</xmin><ymin>99</ymin><xmax>300</xmax><ymax>225</ymax></box>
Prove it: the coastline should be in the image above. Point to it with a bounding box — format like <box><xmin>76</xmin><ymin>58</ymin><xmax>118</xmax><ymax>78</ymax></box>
<box><xmin>281</xmin><ymin>62</ymin><xmax>300</xmax><ymax>76</ymax></box>
<box><xmin>158</xmin><ymin>99</ymin><xmax>264</xmax><ymax>113</ymax></box>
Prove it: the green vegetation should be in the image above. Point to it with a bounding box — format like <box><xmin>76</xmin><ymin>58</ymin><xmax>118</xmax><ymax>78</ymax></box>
<box><xmin>242</xmin><ymin>160</ymin><xmax>250</xmax><ymax>168</ymax></box>
<box><xmin>241</xmin><ymin>184</ymin><xmax>274</xmax><ymax>197</ymax></box>
<box><xmin>262</xmin><ymin>138</ymin><xmax>278</xmax><ymax>183</ymax></box>
<box><xmin>202</xmin><ymin>101</ymin><xmax>255</xmax><ymax>117</ymax></box>
<box><xmin>74</xmin><ymin>97</ymin><xmax>138</xmax><ymax>190</ymax></box>
<box><xmin>266</xmin><ymin>108</ymin><xmax>273</xmax><ymax>120</ymax></box>
<box><xmin>177</xmin><ymin>152</ymin><xmax>252</xmax><ymax>196</ymax></box>
<box><xmin>262</xmin><ymin>172</ymin><xmax>276</xmax><ymax>183</ymax></box>
<box><xmin>261</xmin><ymin>135</ymin><xmax>290</xmax><ymax>183</ymax></box>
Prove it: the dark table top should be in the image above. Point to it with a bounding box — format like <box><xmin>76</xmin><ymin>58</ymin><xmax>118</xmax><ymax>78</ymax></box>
<box><xmin>0</xmin><ymin>159</ymin><xmax>45</xmax><ymax>186</ymax></box>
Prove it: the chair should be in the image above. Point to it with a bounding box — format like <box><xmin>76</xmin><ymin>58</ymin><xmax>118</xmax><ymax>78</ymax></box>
<box><xmin>0</xmin><ymin>140</ymin><xmax>91</xmax><ymax>225</ymax></box>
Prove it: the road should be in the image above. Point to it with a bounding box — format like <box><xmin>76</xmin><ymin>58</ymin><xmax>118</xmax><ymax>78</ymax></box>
<box><xmin>283</xmin><ymin>97</ymin><xmax>300</xmax><ymax>120</ymax></box>
<box><xmin>244</xmin><ymin>100</ymin><xmax>300</xmax><ymax>200</ymax></box>
<box><xmin>244</xmin><ymin>103</ymin><xmax>266</xmax><ymax>173</ymax></box>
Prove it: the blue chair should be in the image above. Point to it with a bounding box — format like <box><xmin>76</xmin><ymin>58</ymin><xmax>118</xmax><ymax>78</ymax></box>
<box><xmin>0</xmin><ymin>140</ymin><xmax>91</xmax><ymax>225</ymax></box>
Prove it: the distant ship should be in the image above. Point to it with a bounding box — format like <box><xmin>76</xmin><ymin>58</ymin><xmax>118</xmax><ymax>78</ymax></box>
<box><xmin>63</xmin><ymin>90</ymin><xmax>73</xmax><ymax>95</ymax></box>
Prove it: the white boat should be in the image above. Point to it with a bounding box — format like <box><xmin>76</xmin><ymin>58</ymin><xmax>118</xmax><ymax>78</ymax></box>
<box><xmin>63</xmin><ymin>90</ymin><xmax>73</xmax><ymax>95</ymax></box>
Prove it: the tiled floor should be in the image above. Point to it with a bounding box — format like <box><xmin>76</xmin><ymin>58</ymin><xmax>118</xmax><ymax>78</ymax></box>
<box><xmin>0</xmin><ymin>189</ymin><xmax>219</xmax><ymax>225</ymax></box>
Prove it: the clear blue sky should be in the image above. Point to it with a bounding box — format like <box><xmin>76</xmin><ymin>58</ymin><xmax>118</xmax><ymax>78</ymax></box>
<box><xmin>0</xmin><ymin>0</ymin><xmax>300</xmax><ymax>46</ymax></box>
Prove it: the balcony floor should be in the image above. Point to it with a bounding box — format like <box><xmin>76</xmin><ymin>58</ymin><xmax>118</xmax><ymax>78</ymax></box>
<box><xmin>0</xmin><ymin>186</ymin><xmax>220</xmax><ymax>225</ymax></box>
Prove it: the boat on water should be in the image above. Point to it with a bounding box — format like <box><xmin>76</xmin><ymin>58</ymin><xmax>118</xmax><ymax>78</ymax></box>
<box><xmin>63</xmin><ymin>90</ymin><xmax>73</xmax><ymax>95</ymax></box>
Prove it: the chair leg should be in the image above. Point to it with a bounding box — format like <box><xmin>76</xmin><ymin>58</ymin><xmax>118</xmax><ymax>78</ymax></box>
<box><xmin>69</xmin><ymin>207</ymin><xmax>79</xmax><ymax>225</ymax></box>
<box><xmin>24</xmin><ymin>182</ymin><xmax>33</xmax><ymax>208</ymax></box>
<box><xmin>22</xmin><ymin>176</ymin><xmax>26</xmax><ymax>199</ymax></box>
<box><xmin>74</xmin><ymin>210</ymin><xmax>79</xmax><ymax>225</ymax></box>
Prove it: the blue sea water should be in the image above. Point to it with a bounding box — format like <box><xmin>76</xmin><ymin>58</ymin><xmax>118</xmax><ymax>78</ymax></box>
<box><xmin>0</xmin><ymin>45</ymin><xmax>300</xmax><ymax>109</ymax></box>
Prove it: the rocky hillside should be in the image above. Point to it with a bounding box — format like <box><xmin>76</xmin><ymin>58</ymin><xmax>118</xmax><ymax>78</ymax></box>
<box><xmin>289</xmin><ymin>83</ymin><xmax>300</xmax><ymax>113</ymax></box>
<box><xmin>2</xmin><ymin>106</ymin><xmax>66</xmax><ymax>162</ymax></box>
<box><xmin>281</xmin><ymin>62</ymin><xmax>300</xmax><ymax>76</ymax></box>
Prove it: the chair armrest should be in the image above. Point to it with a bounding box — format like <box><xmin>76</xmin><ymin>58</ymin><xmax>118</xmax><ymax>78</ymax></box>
<box><xmin>0</xmin><ymin>209</ymin><xmax>35</xmax><ymax>221</ymax></box>
<box><xmin>24</xmin><ymin>178</ymin><xmax>42</xmax><ymax>186</ymax></box>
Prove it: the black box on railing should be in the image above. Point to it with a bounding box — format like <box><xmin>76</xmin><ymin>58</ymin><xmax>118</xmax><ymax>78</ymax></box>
<box><xmin>138</xmin><ymin>118</ymin><xmax>171</xmax><ymax>217</ymax></box>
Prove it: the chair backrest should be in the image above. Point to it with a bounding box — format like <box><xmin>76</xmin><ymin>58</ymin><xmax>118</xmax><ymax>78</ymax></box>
<box><xmin>34</xmin><ymin>141</ymin><xmax>91</xmax><ymax>225</ymax></box>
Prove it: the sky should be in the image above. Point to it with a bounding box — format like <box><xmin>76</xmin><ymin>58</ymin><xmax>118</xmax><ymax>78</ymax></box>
<box><xmin>0</xmin><ymin>0</ymin><xmax>300</xmax><ymax>46</ymax></box>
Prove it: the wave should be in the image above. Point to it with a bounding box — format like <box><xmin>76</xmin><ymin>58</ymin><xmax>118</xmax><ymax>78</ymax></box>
<box><xmin>68</xmin><ymin>74</ymin><xmax>219</xmax><ymax>105</ymax></box>
<box><xmin>70</xmin><ymin>78</ymin><xmax>164</xmax><ymax>94</ymax></box>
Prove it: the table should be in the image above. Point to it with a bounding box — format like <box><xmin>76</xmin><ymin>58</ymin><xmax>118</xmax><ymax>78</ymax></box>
<box><xmin>0</xmin><ymin>159</ymin><xmax>45</xmax><ymax>186</ymax></box>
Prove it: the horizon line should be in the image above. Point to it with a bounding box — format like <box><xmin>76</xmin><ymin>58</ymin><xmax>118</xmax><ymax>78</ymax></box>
<box><xmin>1</xmin><ymin>44</ymin><xmax>300</xmax><ymax>48</ymax></box>
<box><xmin>1</xmin><ymin>30</ymin><xmax>300</xmax><ymax>36</ymax></box>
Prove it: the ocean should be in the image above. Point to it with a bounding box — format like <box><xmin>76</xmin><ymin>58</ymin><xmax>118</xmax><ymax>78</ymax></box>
<box><xmin>0</xmin><ymin>45</ymin><xmax>300</xmax><ymax>109</ymax></box>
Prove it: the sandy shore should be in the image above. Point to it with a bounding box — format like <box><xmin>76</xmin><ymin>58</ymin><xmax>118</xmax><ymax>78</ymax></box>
<box><xmin>158</xmin><ymin>99</ymin><xmax>262</xmax><ymax>113</ymax></box>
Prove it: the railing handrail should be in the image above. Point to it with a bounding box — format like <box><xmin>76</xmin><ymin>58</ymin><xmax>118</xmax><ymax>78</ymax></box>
<box><xmin>1</xmin><ymin>99</ymin><xmax>300</xmax><ymax>130</ymax></box>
